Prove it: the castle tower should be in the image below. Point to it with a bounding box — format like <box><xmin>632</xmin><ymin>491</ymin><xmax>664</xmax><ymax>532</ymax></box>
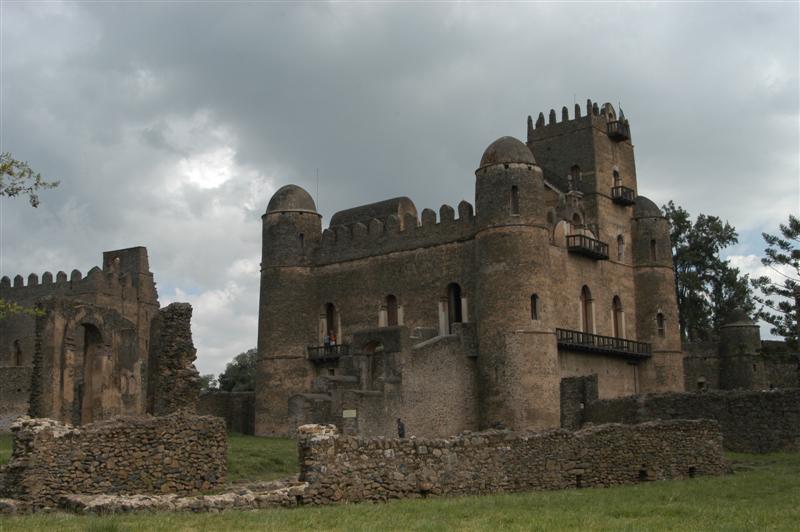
<box><xmin>256</xmin><ymin>184</ymin><xmax>322</xmax><ymax>435</ymax></box>
<box><xmin>473</xmin><ymin>136</ymin><xmax>560</xmax><ymax>430</ymax></box>
<box><xmin>718</xmin><ymin>309</ymin><xmax>764</xmax><ymax>390</ymax></box>
<box><xmin>631</xmin><ymin>196</ymin><xmax>683</xmax><ymax>391</ymax></box>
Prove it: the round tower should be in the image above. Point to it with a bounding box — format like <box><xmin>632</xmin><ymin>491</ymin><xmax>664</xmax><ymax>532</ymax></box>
<box><xmin>473</xmin><ymin>136</ymin><xmax>560</xmax><ymax>430</ymax></box>
<box><xmin>631</xmin><ymin>196</ymin><xmax>683</xmax><ymax>391</ymax></box>
<box><xmin>256</xmin><ymin>184</ymin><xmax>322</xmax><ymax>436</ymax></box>
<box><xmin>718</xmin><ymin>309</ymin><xmax>763</xmax><ymax>390</ymax></box>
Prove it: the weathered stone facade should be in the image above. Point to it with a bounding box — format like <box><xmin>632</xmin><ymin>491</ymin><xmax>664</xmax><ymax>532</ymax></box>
<box><xmin>582</xmin><ymin>388</ymin><xmax>800</xmax><ymax>453</ymax></box>
<box><xmin>198</xmin><ymin>391</ymin><xmax>256</xmax><ymax>435</ymax></box>
<box><xmin>0</xmin><ymin>366</ymin><xmax>32</xmax><ymax>432</ymax></box>
<box><xmin>0</xmin><ymin>247</ymin><xmax>200</xmax><ymax>429</ymax></box>
<box><xmin>297</xmin><ymin>420</ymin><xmax>725</xmax><ymax>505</ymax></box>
<box><xmin>257</xmin><ymin>101</ymin><xmax>683</xmax><ymax>437</ymax></box>
<box><xmin>0</xmin><ymin>411</ymin><xmax>226</xmax><ymax>507</ymax></box>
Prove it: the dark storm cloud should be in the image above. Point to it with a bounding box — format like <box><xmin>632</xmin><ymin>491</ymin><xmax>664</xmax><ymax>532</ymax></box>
<box><xmin>2</xmin><ymin>2</ymin><xmax>797</xmax><ymax>373</ymax></box>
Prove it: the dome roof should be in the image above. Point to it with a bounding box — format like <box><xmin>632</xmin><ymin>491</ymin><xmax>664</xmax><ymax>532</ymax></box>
<box><xmin>633</xmin><ymin>195</ymin><xmax>663</xmax><ymax>218</ymax></box>
<box><xmin>266</xmin><ymin>185</ymin><xmax>318</xmax><ymax>214</ymax></box>
<box><xmin>479</xmin><ymin>136</ymin><xmax>536</xmax><ymax>168</ymax></box>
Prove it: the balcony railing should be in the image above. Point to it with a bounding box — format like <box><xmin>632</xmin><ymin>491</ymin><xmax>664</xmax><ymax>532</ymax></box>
<box><xmin>566</xmin><ymin>234</ymin><xmax>609</xmax><ymax>260</ymax></box>
<box><xmin>607</xmin><ymin>120</ymin><xmax>631</xmax><ymax>141</ymax></box>
<box><xmin>611</xmin><ymin>186</ymin><xmax>636</xmax><ymax>206</ymax></box>
<box><xmin>556</xmin><ymin>328</ymin><xmax>651</xmax><ymax>359</ymax></box>
<box><xmin>307</xmin><ymin>344</ymin><xmax>350</xmax><ymax>362</ymax></box>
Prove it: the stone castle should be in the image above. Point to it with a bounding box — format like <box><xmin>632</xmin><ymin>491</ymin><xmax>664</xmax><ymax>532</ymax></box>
<box><xmin>0</xmin><ymin>247</ymin><xmax>200</xmax><ymax>430</ymax></box>
<box><xmin>256</xmin><ymin>100</ymin><xmax>685</xmax><ymax>438</ymax></box>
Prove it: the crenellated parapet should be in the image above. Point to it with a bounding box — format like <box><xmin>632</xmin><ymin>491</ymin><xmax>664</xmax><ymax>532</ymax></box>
<box><xmin>315</xmin><ymin>200</ymin><xmax>475</xmax><ymax>265</ymax></box>
<box><xmin>527</xmin><ymin>100</ymin><xmax>630</xmax><ymax>143</ymax></box>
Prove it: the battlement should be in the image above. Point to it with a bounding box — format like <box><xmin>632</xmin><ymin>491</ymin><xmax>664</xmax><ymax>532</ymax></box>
<box><xmin>527</xmin><ymin>99</ymin><xmax>629</xmax><ymax>142</ymax></box>
<box><xmin>315</xmin><ymin>200</ymin><xmax>475</xmax><ymax>264</ymax></box>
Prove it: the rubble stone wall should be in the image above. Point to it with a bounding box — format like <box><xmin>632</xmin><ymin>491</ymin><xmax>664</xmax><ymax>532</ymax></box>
<box><xmin>0</xmin><ymin>411</ymin><xmax>226</xmax><ymax>507</ymax></box>
<box><xmin>297</xmin><ymin>420</ymin><xmax>725</xmax><ymax>505</ymax></box>
<box><xmin>583</xmin><ymin>388</ymin><xmax>800</xmax><ymax>453</ymax></box>
<box><xmin>149</xmin><ymin>303</ymin><xmax>200</xmax><ymax>416</ymax></box>
<box><xmin>0</xmin><ymin>366</ymin><xmax>32</xmax><ymax>432</ymax></box>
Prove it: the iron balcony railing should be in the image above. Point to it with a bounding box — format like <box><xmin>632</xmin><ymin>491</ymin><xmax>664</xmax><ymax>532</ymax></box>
<box><xmin>607</xmin><ymin>120</ymin><xmax>631</xmax><ymax>141</ymax></box>
<box><xmin>611</xmin><ymin>186</ymin><xmax>636</xmax><ymax>206</ymax></box>
<box><xmin>307</xmin><ymin>344</ymin><xmax>350</xmax><ymax>362</ymax></box>
<box><xmin>566</xmin><ymin>234</ymin><xmax>609</xmax><ymax>260</ymax></box>
<box><xmin>556</xmin><ymin>328</ymin><xmax>651</xmax><ymax>359</ymax></box>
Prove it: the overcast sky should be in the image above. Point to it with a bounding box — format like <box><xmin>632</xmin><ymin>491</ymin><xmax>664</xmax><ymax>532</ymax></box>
<box><xmin>1</xmin><ymin>2</ymin><xmax>798</xmax><ymax>376</ymax></box>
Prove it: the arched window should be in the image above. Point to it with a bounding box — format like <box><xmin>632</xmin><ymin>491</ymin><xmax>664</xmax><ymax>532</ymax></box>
<box><xmin>650</xmin><ymin>239</ymin><xmax>657</xmax><ymax>261</ymax></box>
<box><xmin>447</xmin><ymin>283</ymin><xmax>463</xmax><ymax>333</ymax></box>
<box><xmin>656</xmin><ymin>312</ymin><xmax>666</xmax><ymax>338</ymax></box>
<box><xmin>530</xmin><ymin>294</ymin><xmax>540</xmax><ymax>320</ymax></box>
<box><xmin>510</xmin><ymin>186</ymin><xmax>520</xmax><ymax>215</ymax></box>
<box><xmin>570</xmin><ymin>165</ymin><xmax>581</xmax><ymax>180</ymax></box>
<box><xmin>386</xmin><ymin>295</ymin><xmax>398</xmax><ymax>327</ymax></box>
<box><xmin>617</xmin><ymin>235</ymin><xmax>625</xmax><ymax>262</ymax></box>
<box><xmin>322</xmin><ymin>302</ymin><xmax>341</xmax><ymax>343</ymax></box>
<box><xmin>612</xmin><ymin>296</ymin><xmax>624</xmax><ymax>338</ymax></box>
<box><xmin>299</xmin><ymin>233</ymin><xmax>305</xmax><ymax>249</ymax></box>
<box><xmin>580</xmin><ymin>286</ymin><xmax>594</xmax><ymax>334</ymax></box>
<box><xmin>572</xmin><ymin>213</ymin><xmax>582</xmax><ymax>228</ymax></box>
<box><xmin>613</xmin><ymin>169</ymin><xmax>621</xmax><ymax>187</ymax></box>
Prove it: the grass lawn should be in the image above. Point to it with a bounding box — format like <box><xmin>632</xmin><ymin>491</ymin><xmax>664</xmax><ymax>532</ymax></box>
<box><xmin>1</xmin><ymin>435</ymin><xmax>798</xmax><ymax>531</ymax></box>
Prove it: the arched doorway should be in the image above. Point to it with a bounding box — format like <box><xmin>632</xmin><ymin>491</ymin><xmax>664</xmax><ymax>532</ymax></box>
<box><xmin>580</xmin><ymin>286</ymin><xmax>594</xmax><ymax>334</ymax></box>
<box><xmin>386</xmin><ymin>295</ymin><xmax>398</xmax><ymax>327</ymax></box>
<box><xmin>447</xmin><ymin>283</ymin><xmax>463</xmax><ymax>334</ymax></box>
<box><xmin>80</xmin><ymin>324</ymin><xmax>105</xmax><ymax>425</ymax></box>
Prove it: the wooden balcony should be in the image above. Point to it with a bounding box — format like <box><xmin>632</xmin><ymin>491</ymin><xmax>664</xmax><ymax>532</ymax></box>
<box><xmin>607</xmin><ymin>120</ymin><xmax>631</xmax><ymax>141</ymax></box>
<box><xmin>611</xmin><ymin>186</ymin><xmax>636</xmax><ymax>206</ymax></box>
<box><xmin>307</xmin><ymin>344</ymin><xmax>350</xmax><ymax>362</ymax></box>
<box><xmin>556</xmin><ymin>328</ymin><xmax>651</xmax><ymax>359</ymax></box>
<box><xmin>566</xmin><ymin>234</ymin><xmax>609</xmax><ymax>260</ymax></box>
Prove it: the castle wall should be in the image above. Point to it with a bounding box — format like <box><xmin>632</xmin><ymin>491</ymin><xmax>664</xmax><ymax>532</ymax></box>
<box><xmin>0</xmin><ymin>366</ymin><xmax>32</xmax><ymax>432</ymax></box>
<box><xmin>559</xmin><ymin>351</ymin><xmax>639</xmax><ymax>398</ymax></box>
<box><xmin>198</xmin><ymin>391</ymin><xmax>255</xmax><ymax>435</ymax></box>
<box><xmin>583</xmin><ymin>388</ymin><xmax>800</xmax><ymax>453</ymax></box>
<box><xmin>0</xmin><ymin>411</ymin><xmax>226</xmax><ymax>507</ymax></box>
<box><xmin>297</xmin><ymin>420</ymin><xmax>725</xmax><ymax>505</ymax></box>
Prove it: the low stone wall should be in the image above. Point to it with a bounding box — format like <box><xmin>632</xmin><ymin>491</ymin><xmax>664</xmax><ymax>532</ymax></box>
<box><xmin>583</xmin><ymin>388</ymin><xmax>800</xmax><ymax>453</ymax></box>
<box><xmin>198</xmin><ymin>391</ymin><xmax>255</xmax><ymax>435</ymax></box>
<box><xmin>0</xmin><ymin>411</ymin><xmax>226</xmax><ymax>507</ymax></box>
<box><xmin>297</xmin><ymin>420</ymin><xmax>725</xmax><ymax>504</ymax></box>
<box><xmin>0</xmin><ymin>366</ymin><xmax>32</xmax><ymax>432</ymax></box>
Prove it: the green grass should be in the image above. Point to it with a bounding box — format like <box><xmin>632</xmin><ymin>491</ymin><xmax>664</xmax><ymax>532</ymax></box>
<box><xmin>226</xmin><ymin>433</ymin><xmax>297</xmax><ymax>483</ymax></box>
<box><xmin>1</xmin><ymin>435</ymin><xmax>799</xmax><ymax>531</ymax></box>
<box><xmin>0</xmin><ymin>433</ymin><xmax>11</xmax><ymax>466</ymax></box>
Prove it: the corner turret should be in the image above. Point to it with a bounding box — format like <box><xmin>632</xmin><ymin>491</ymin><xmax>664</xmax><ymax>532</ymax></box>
<box><xmin>262</xmin><ymin>185</ymin><xmax>322</xmax><ymax>268</ymax></box>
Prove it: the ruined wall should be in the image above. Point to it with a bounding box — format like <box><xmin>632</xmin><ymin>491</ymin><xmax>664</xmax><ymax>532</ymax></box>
<box><xmin>0</xmin><ymin>366</ymin><xmax>32</xmax><ymax>432</ymax></box>
<box><xmin>0</xmin><ymin>411</ymin><xmax>226</xmax><ymax>507</ymax></box>
<box><xmin>148</xmin><ymin>303</ymin><xmax>200</xmax><ymax>416</ymax></box>
<box><xmin>297</xmin><ymin>420</ymin><xmax>725</xmax><ymax>505</ymax></box>
<box><xmin>559</xmin><ymin>374</ymin><xmax>598</xmax><ymax>430</ymax></box>
<box><xmin>198</xmin><ymin>391</ymin><xmax>255</xmax><ymax>435</ymax></box>
<box><xmin>583</xmin><ymin>388</ymin><xmax>800</xmax><ymax>453</ymax></box>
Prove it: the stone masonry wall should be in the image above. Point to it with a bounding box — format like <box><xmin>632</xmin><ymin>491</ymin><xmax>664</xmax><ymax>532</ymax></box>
<box><xmin>0</xmin><ymin>411</ymin><xmax>226</xmax><ymax>507</ymax></box>
<box><xmin>297</xmin><ymin>420</ymin><xmax>725</xmax><ymax>505</ymax></box>
<box><xmin>0</xmin><ymin>366</ymin><xmax>32</xmax><ymax>432</ymax></box>
<box><xmin>149</xmin><ymin>303</ymin><xmax>200</xmax><ymax>416</ymax></box>
<box><xmin>583</xmin><ymin>388</ymin><xmax>800</xmax><ymax>453</ymax></box>
<box><xmin>198</xmin><ymin>391</ymin><xmax>255</xmax><ymax>435</ymax></box>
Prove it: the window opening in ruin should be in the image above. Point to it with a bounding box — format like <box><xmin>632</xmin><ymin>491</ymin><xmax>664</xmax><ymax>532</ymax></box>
<box><xmin>80</xmin><ymin>324</ymin><xmax>104</xmax><ymax>425</ymax></box>
<box><xmin>650</xmin><ymin>239</ymin><xmax>657</xmax><ymax>261</ymax></box>
<box><xmin>510</xmin><ymin>185</ymin><xmax>520</xmax><ymax>215</ymax></box>
<box><xmin>612</xmin><ymin>296</ymin><xmax>624</xmax><ymax>338</ymax></box>
<box><xmin>688</xmin><ymin>466</ymin><xmax>697</xmax><ymax>478</ymax></box>
<box><xmin>13</xmin><ymin>340</ymin><xmax>22</xmax><ymax>366</ymax></box>
<box><xmin>575</xmin><ymin>474</ymin><xmax>583</xmax><ymax>488</ymax></box>
<box><xmin>617</xmin><ymin>235</ymin><xmax>625</xmax><ymax>262</ymax></box>
<box><xmin>299</xmin><ymin>233</ymin><xmax>305</xmax><ymax>249</ymax></box>
<box><xmin>530</xmin><ymin>294</ymin><xmax>540</xmax><ymax>320</ymax></box>
<box><xmin>386</xmin><ymin>294</ymin><xmax>398</xmax><ymax>326</ymax></box>
<box><xmin>656</xmin><ymin>313</ymin><xmax>665</xmax><ymax>338</ymax></box>
<box><xmin>580</xmin><ymin>286</ymin><xmax>594</xmax><ymax>333</ymax></box>
<box><xmin>447</xmin><ymin>283</ymin><xmax>463</xmax><ymax>333</ymax></box>
<box><xmin>697</xmin><ymin>378</ymin><xmax>706</xmax><ymax>391</ymax></box>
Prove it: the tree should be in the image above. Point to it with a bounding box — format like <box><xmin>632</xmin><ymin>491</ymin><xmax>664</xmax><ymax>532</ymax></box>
<box><xmin>663</xmin><ymin>201</ymin><xmax>755</xmax><ymax>341</ymax></box>
<box><xmin>199</xmin><ymin>374</ymin><xmax>219</xmax><ymax>393</ymax></box>
<box><xmin>752</xmin><ymin>214</ymin><xmax>800</xmax><ymax>349</ymax></box>
<box><xmin>0</xmin><ymin>152</ymin><xmax>59</xmax><ymax>207</ymax></box>
<box><xmin>218</xmin><ymin>348</ymin><xmax>257</xmax><ymax>392</ymax></box>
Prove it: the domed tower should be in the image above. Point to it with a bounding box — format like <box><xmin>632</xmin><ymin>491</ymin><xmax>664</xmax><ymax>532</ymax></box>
<box><xmin>473</xmin><ymin>136</ymin><xmax>560</xmax><ymax>430</ymax></box>
<box><xmin>256</xmin><ymin>184</ymin><xmax>322</xmax><ymax>436</ymax></box>
<box><xmin>718</xmin><ymin>309</ymin><xmax>764</xmax><ymax>390</ymax></box>
<box><xmin>631</xmin><ymin>196</ymin><xmax>683</xmax><ymax>391</ymax></box>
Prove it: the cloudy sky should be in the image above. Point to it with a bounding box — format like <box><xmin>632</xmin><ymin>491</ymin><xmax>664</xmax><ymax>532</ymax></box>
<box><xmin>1</xmin><ymin>2</ymin><xmax>798</xmax><ymax>375</ymax></box>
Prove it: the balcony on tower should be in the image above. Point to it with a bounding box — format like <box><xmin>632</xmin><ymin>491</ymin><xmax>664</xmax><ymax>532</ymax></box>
<box><xmin>567</xmin><ymin>234</ymin><xmax>609</xmax><ymax>260</ymax></box>
<box><xmin>607</xmin><ymin>120</ymin><xmax>631</xmax><ymax>141</ymax></box>
<box><xmin>611</xmin><ymin>186</ymin><xmax>636</xmax><ymax>206</ymax></box>
<box><xmin>556</xmin><ymin>328</ymin><xmax>651</xmax><ymax>359</ymax></box>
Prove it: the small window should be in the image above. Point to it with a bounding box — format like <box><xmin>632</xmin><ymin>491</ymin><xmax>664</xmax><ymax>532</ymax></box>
<box><xmin>656</xmin><ymin>313</ymin><xmax>665</xmax><ymax>338</ymax></box>
<box><xmin>612</xmin><ymin>296</ymin><xmax>624</xmax><ymax>338</ymax></box>
<box><xmin>386</xmin><ymin>295</ymin><xmax>398</xmax><ymax>327</ymax></box>
<box><xmin>617</xmin><ymin>235</ymin><xmax>625</xmax><ymax>262</ymax></box>
<box><xmin>510</xmin><ymin>186</ymin><xmax>520</xmax><ymax>215</ymax></box>
<box><xmin>530</xmin><ymin>294</ymin><xmax>541</xmax><ymax>320</ymax></box>
<box><xmin>613</xmin><ymin>169</ymin><xmax>621</xmax><ymax>187</ymax></box>
<box><xmin>650</xmin><ymin>239</ymin><xmax>657</xmax><ymax>261</ymax></box>
<box><xmin>13</xmin><ymin>340</ymin><xmax>22</xmax><ymax>366</ymax></box>
<box><xmin>580</xmin><ymin>286</ymin><xmax>594</xmax><ymax>333</ymax></box>
<box><xmin>299</xmin><ymin>233</ymin><xmax>305</xmax><ymax>248</ymax></box>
